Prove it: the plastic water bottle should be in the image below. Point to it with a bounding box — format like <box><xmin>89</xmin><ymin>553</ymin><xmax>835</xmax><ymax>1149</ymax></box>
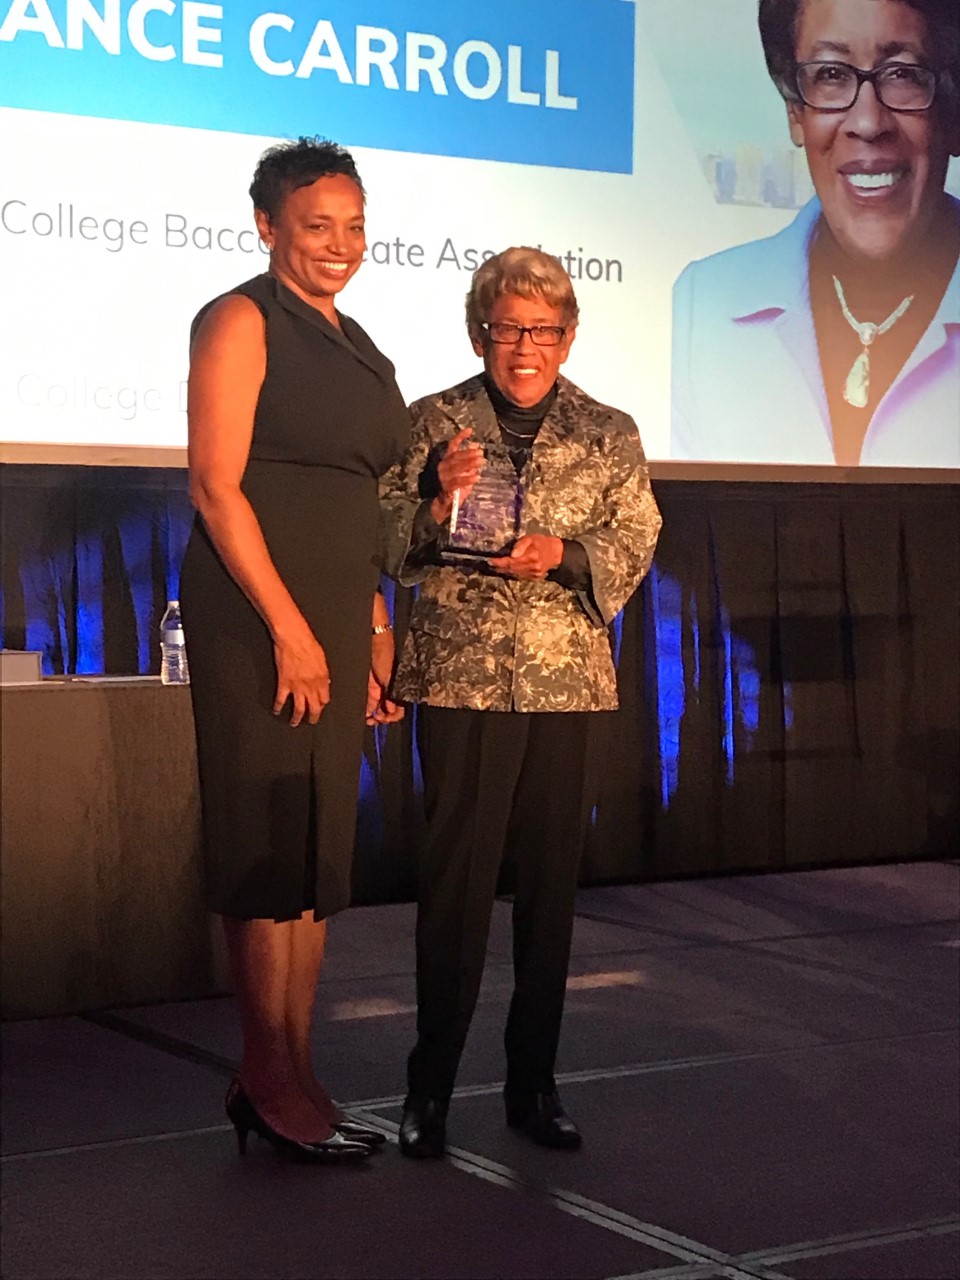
<box><xmin>159</xmin><ymin>600</ymin><xmax>189</xmax><ymax>685</ymax></box>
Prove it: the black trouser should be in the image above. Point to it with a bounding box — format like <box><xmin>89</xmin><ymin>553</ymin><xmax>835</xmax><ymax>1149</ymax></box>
<box><xmin>407</xmin><ymin>705</ymin><xmax>596</xmax><ymax>1104</ymax></box>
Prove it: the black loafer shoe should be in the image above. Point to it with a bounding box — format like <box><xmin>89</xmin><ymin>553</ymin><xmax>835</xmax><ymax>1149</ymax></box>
<box><xmin>399</xmin><ymin>1096</ymin><xmax>447</xmax><ymax>1159</ymax></box>
<box><xmin>505</xmin><ymin>1089</ymin><xmax>582</xmax><ymax>1150</ymax></box>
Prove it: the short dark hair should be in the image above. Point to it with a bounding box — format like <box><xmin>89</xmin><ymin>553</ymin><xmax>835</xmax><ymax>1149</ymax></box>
<box><xmin>758</xmin><ymin>0</ymin><xmax>960</xmax><ymax>110</ymax></box>
<box><xmin>249</xmin><ymin>137</ymin><xmax>365</xmax><ymax>220</ymax></box>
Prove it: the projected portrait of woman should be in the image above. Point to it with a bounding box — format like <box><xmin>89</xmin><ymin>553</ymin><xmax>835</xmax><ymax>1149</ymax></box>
<box><xmin>671</xmin><ymin>0</ymin><xmax>960</xmax><ymax>467</ymax></box>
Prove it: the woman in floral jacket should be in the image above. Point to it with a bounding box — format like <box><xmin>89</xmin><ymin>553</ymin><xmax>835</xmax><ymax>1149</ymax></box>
<box><xmin>379</xmin><ymin>246</ymin><xmax>661</xmax><ymax>1158</ymax></box>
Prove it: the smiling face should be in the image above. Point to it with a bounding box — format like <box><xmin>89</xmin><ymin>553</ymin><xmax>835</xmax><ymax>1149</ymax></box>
<box><xmin>254</xmin><ymin>173</ymin><xmax>365</xmax><ymax>312</ymax></box>
<box><xmin>471</xmin><ymin>292</ymin><xmax>576</xmax><ymax>408</ymax></box>
<box><xmin>787</xmin><ymin>0</ymin><xmax>960</xmax><ymax>263</ymax></box>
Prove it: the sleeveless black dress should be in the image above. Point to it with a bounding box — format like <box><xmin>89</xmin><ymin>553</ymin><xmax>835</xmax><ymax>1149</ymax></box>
<box><xmin>179</xmin><ymin>274</ymin><xmax>408</xmax><ymax>921</ymax></box>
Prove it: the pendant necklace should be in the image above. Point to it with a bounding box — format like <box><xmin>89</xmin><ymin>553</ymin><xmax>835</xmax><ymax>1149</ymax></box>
<box><xmin>832</xmin><ymin>275</ymin><xmax>913</xmax><ymax>409</ymax></box>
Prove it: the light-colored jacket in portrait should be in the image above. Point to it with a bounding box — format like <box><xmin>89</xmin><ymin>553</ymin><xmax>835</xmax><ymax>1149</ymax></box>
<box><xmin>671</xmin><ymin>196</ymin><xmax>960</xmax><ymax>467</ymax></box>
<box><xmin>378</xmin><ymin>373</ymin><xmax>662</xmax><ymax>713</ymax></box>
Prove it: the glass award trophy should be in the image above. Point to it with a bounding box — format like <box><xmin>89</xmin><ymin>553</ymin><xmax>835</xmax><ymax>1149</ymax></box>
<box><xmin>440</xmin><ymin>449</ymin><xmax>522</xmax><ymax>562</ymax></box>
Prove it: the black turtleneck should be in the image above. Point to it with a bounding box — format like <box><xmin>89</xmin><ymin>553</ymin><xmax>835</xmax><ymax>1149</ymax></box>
<box><xmin>485</xmin><ymin>375</ymin><xmax>557</xmax><ymax>473</ymax></box>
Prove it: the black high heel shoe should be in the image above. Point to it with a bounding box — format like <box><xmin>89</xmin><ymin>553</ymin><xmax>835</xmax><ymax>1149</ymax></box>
<box><xmin>225</xmin><ymin>1080</ymin><xmax>371</xmax><ymax>1163</ymax></box>
<box><xmin>336</xmin><ymin>1119</ymin><xmax>387</xmax><ymax>1147</ymax></box>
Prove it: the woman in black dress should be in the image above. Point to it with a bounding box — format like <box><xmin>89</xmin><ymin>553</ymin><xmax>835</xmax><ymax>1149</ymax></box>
<box><xmin>179</xmin><ymin>139</ymin><xmax>407</xmax><ymax>1162</ymax></box>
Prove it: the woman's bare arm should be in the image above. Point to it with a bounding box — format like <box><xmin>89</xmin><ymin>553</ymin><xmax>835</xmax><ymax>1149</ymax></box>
<box><xmin>188</xmin><ymin>295</ymin><xmax>330</xmax><ymax>726</ymax></box>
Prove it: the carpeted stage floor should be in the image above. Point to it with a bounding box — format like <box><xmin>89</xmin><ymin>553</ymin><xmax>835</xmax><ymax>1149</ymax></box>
<box><xmin>2</xmin><ymin>861</ymin><xmax>958</xmax><ymax>1280</ymax></box>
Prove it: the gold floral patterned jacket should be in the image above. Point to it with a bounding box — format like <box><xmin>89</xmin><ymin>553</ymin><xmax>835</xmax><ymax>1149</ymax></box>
<box><xmin>378</xmin><ymin>374</ymin><xmax>662</xmax><ymax>712</ymax></box>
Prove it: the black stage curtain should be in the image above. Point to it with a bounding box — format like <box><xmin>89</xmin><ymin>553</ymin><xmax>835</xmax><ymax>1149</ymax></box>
<box><xmin>2</xmin><ymin>464</ymin><xmax>957</xmax><ymax>900</ymax></box>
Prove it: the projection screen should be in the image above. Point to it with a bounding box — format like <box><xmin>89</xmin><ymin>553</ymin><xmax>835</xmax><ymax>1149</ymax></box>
<box><xmin>1</xmin><ymin>0</ymin><xmax>958</xmax><ymax>474</ymax></box>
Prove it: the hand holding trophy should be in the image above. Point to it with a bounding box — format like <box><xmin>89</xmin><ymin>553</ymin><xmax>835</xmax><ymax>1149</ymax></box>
<box><xmin>431</xmin><ymin>428</ymin><xmax>484</xmax><ymax>524</ymax></box>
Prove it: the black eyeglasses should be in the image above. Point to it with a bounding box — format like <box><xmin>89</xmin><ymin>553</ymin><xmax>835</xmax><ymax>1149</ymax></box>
<box><xmin>795</xmin><ymin>61</ymin><xmax>938</xmax><ymax>112</ymax></box>
<box><xmin>480</xmin><ymin>322</ymin><xmax>567</xmax><ymax>347</ymax></box>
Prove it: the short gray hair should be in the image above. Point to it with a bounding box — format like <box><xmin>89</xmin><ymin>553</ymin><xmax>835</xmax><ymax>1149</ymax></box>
<box><xmin>465</xmin><ymin>246</ymin><xmax>579</xmax><ymax>342</ymax></box>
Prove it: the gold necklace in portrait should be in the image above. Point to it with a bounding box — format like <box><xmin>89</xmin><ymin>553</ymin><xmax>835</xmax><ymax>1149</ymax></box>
<box><xmin>832</xmin><ymin>275</ymin><xmax>914</xmax><ymax>409</ymax></box>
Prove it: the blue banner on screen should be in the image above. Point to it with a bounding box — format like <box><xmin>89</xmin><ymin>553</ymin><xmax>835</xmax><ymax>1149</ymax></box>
<box><xmin>0</xmin><ymin>0</ymin><xmax>635</xmax><ymax>172</ymax></box>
